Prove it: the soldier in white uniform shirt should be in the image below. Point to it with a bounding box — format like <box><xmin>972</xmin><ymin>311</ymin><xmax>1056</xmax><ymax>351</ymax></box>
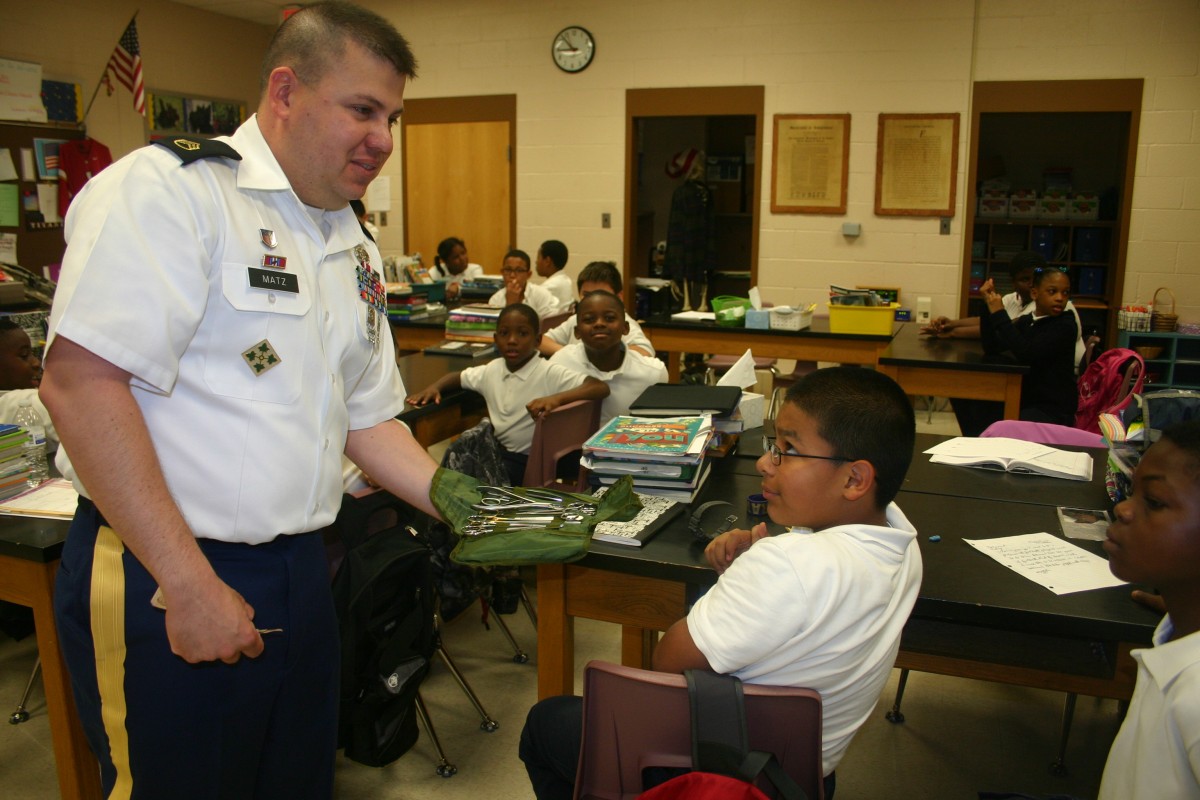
<box><xmin>39</xmin><ymin>5</ymin><xmax>438</xmax><ymax>798</ymax></box>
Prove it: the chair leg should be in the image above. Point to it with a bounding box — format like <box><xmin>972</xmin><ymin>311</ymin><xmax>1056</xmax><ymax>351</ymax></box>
<box><xmin>8</xmin><ymin>656</ymin><xmax>40</xmax><ymax>725</ymax></box>
<box><xmin>414</xmin><ymin>691</ymin><xmax>457</xmax><ymax>777</ymax></box>
<box><xmin>435</xmin><ymin>642</ymin><xmax>499</xmax><ymax>732</ymax></box>
<box><xmin>885</xmin><ymin>668</ymin><xmax>910</xmax><ymax>723</ymax></box>
<box><xmin>1049</xmin><ymin>692</ymin><xmax>1077</xmax><ymax>776</ymax></box>
<box><xmin>520</xmin><ymin>585</ymin><xmax>537</xmax><ymax>628</ymax></box>
<box><xmin>490</xmin><ymin>609</ymin><xmax>530</xmax><ymax>664</ymax></box>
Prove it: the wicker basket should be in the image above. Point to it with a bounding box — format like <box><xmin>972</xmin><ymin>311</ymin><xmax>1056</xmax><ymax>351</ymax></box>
<box><xmin>1151</xmin><ymin>287</ymin><xmax>1178</xmax><ymax>332</ymax></box>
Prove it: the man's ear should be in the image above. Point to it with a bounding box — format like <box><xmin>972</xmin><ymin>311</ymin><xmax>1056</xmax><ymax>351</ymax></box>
<box><xmin>842</xmin><ymin>459</ymin><xmax>877</xmax><ymax>503</ymax></box>
<box><xmin>265</xmin><ymin>67</ymin><xmax>299</xmax><ymax>118</ymax></box>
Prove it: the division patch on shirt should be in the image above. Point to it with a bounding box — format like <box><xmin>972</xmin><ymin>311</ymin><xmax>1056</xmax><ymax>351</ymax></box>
<box><xmin>242</xmin><ymin>339</ymin><xmax>282</xmax><ymax>375</ymax></box>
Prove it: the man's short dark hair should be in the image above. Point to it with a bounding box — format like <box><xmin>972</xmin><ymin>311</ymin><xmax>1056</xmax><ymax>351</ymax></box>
<box><xmin>784</xmin><ymin>367</ymin><xmax>915</xmax><ymax>509</ymax></box>
<box><xmin>499</xmin><ymin>302</ymin><xmax>539</xmax><ymax>330</ymax></box>
<box><xmin>261</xmin><ymin>2</ymin><xmax>418</xmax><ymax>93</ymax></box>
<box><xmin>1008</xmin><ymin>250</ymin><xmax>1046</xmax><ymax>280</ymax></box>
<box><xmin>505</xmin><ymin>249</ymin><xmax>531</xmax><ymax>269</ymax></box>
<box><xmin>577</xmin><ymin>261</ymin><xmax>622</xmax><ymax>293</ymax></box>
<box><xmin>1161</xmin><ymin>420</ymin><xmax>1200</xmax><ymax>483</ymax></box>
<box><xmin>540</xmin><ymin>240</ymin><xmax>568</xmax><ymax>271</ymax></box>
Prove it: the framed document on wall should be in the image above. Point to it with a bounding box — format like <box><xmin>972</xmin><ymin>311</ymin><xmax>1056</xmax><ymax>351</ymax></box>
<box><xmin>770</xmin><ymin>114</ymin><xmax>849</xmax><ymax>214</ymax></box>
<box><xmin>874</xmin><ymin>113</ymin><xmax>959</xmax><ymax>217</ymax></box>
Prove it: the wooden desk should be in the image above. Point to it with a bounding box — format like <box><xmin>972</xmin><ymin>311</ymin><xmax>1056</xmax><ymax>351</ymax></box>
<box><xmin>395</xmin><ymin>352</ymin><xmax>488</xmax><ymax>447</ymax></box>
<box><xmin>0</xmin><ymin>518</ymin><xmax>102</xmax><ymax>799</ymax></box>
<box><xmin>389</xmin><ymin>315</ymin><xmax>448</xmax><ymax>353</ymax></box>
<box><xmin>642</xmin><ymin>318</ymin><xmax>897</xmax><ymax>381</ymax></box>
<box><xmin>537</xmin><ymin>463</ymin><xmax>1156</xmax><ymax>703</ymax></box>
<box><xmin>877</xmin><ymin>323</ymin><xmax>1027</xmax><ymax>420</ymax></box>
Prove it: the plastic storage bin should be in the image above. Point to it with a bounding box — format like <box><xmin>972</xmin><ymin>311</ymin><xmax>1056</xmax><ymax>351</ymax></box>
<box><xmin>711</xmin><ymin>296</ymin><xmax>751</xmax><ymax>327</ymax></box>
<box><xmin>769</xmin><ymin>306</ymin><xmax>812</xmax><ymax>331</ymax></box>
<box><xmin>827</xmin><ymin>303</ymin><xmax>899</xmax><ymax>335</ymax></box>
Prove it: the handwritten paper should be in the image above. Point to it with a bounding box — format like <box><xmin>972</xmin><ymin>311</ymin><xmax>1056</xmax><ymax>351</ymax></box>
<box><xmin>965</xmin><ymin>532</ymin><xmax>1126</xmax><ymax>595</ymax></box>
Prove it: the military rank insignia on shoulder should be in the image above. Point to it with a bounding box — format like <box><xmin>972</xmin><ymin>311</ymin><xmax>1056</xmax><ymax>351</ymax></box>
<box><xmin>152</xmin><ymin>136</ymin><xmax>242</xmax><ymax>165</ymax></box>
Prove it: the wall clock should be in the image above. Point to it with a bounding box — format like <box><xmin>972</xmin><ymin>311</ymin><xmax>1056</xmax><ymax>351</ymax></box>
<box><xmin>552</xmin><ymin>26</ymin><xmax>595</xmax><ymax>73</ymax></box>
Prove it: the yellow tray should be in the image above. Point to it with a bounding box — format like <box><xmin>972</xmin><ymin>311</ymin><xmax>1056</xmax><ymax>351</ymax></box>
<box><xmin>827</xmin><ymin>303</ymin><xmax>898</xmax><ymax>335</ymax></box>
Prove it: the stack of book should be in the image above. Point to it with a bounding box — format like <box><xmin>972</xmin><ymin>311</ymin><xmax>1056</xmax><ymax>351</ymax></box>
<box><xmin>629</xmin><ymin>383</ymin><xmax>746</xmax><ymax>443</ymax></box>
<box><xmin>0</xmin><ymin>424</ymin><xmax>31</xmax><ymax>501</ymax></box>
<box><xmin>445</xmin><ymin>304</ymin><xmax>501</xmax><ymax>343</ymax></box>
<box><xmin>386</xmin><ymin>290</ymin><xmax>430</xmax><ymax>322</ymax></box>
<box><xmin>582</xmin><ymin>415</ymin><xmax>714</xmax><ymax>502</ymax></box>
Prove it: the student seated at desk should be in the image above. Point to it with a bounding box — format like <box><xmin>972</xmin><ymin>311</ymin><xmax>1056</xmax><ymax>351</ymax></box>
<box><xmin>488</xmin><ymin>249</ymin><xmax>558</xmax><ymax>319</ymax></box>
<box><xmin>1098</xmin><ymin>420</ymin><xmax>1200</xmax><ymax>800</ymax></box>
<box><xmin>539</xmin><ymin>260</ymin><xmax>654</xmax><ymax>358</ymax></box>
<box><xmin>429</xmin><ymin>236</ymin><xmax>483</xmax><ymax>300</ymax></box>
<box><xmin>535</xmin><ymin>239</ymin><xmax>575</xmax><ymax>314</ymax></box>
<box><xmin>0</xmin><ymin>319</ymin><xmax>58</xmax><ymax>447</ymax></box>
<box><xmin>548</xmin><ymin>290</ymin><xmax>667</xmax><ymax>425</ymax></box>
<box><xmin>406</xmin><ymin>303</ymin><xmax>607</xmax><ymax>485</ymax></box>
<box><xmin>520</xmin><ymin>367</ymin><xmax>923</xmax><ymax>799</ymax></box>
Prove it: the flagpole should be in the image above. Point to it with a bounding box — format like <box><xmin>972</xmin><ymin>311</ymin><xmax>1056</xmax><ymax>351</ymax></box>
<box><xmin>83</xmin><ymin>10</ymin><xmax>139</xmax><ymax>124</ymax></box>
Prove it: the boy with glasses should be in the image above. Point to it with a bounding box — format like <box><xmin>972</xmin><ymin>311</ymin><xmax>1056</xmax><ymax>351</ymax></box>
<box><xmin>521</xmin><ymin>366</ymin><xmax>922</xmax><ymax>799</ymax></box>
<box><xmin>489</xmin><ymin>248</ymin><xmax>557</xmax><ymax>318</ymax></box>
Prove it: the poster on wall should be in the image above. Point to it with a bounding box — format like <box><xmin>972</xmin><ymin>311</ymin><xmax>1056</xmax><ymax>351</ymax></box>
<box><xmin>32</xmin><ymin>138</ymin><xmax>67</xmax><ymax>180</ymax></box>
<box><xmin>148</xmin><ymin>93</ymin><xmax>186</xmax><ymax>132</ymax></box>
<box><xmin>874</xmin><ymin>113</ymin><xmax>960</xmax><ymax>217</ymax></box>
<box><xmin>771</xmin><ymin>114</ymin><xmax>850</xmax><ymax>214</ymax></box>
<box><xmin>0</xmin><ymin>58</ymin><xmax>48</xmax><ymax>123</ymax></box>
<box><xmin>185</xmin><ymin>98</ymin><xmax>215</xmax><ymax>134</ymax></box>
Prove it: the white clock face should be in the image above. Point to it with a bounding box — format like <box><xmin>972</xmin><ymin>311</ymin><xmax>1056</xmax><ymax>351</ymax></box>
<box><xmin>552</xmin><ymin>26</ymin><xmax>595</xmax><ymax>73</ymax></box>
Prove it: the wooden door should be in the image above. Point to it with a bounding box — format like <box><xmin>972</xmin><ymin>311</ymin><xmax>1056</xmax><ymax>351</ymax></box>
<box><xmin>402</xmin><ymin>96</ymin><xmax>515</xmax><ymax>274</ymax></box>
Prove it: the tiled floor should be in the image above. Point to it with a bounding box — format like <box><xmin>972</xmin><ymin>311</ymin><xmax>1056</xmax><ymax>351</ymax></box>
<box><xmin>0</xmin><ymin>408</ymin><xmax>1127</xmax><ymax>798</ymax></box>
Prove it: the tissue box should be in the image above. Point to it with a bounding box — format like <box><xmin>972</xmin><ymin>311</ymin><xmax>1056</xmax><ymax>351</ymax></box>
<box><xmin>745</xmin><ymin>308</ymin><xmax>770</xmax><ymax>329</ymax></box>
<box><xmin>738</xmin><ymin>392</ymin><xmax>765</xmax><ymax>430</ymax></box>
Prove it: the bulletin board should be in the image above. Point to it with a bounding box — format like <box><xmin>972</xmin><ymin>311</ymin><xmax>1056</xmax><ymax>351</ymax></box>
<box><xmin>0</xmin><ymin>120</ymin><xmax>85</xmax><ymax>273</ymax></box>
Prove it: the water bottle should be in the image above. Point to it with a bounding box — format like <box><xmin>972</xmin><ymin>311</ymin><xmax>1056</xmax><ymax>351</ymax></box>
<box><xmin>14</xmin><ymin>399</ymin><xmax>48</xmax><ymax>487</ymax></box>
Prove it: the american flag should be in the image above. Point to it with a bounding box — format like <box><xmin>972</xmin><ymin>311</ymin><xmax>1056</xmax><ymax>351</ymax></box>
<box><xmin>107</xmin><ymin>18</ymin><xmax>145</xmax><ymax>115</ymax></box>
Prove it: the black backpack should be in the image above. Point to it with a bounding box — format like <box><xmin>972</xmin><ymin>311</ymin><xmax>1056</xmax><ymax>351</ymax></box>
<box><xmin>331</xmin><ymin>492</ymin><xmax>436</xmax><ymax>767</ymax></box>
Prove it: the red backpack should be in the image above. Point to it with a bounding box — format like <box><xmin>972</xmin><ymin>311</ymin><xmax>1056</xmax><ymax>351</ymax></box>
<box><xmin>1075</xmin><ymin>348</ymin><xmax>1145</xmax><ymax>434</ymax></box>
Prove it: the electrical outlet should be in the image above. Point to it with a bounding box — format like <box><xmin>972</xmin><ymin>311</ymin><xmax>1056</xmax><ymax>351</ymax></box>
<box><xmin>601</xmin><ymin>213</ymin><xmax>611</xmax><ymax>228</ymax></box>
<box><xmin>939</xmin><ymin>217</ymin><xmax>951</xmax><ymax>235</ymax></box>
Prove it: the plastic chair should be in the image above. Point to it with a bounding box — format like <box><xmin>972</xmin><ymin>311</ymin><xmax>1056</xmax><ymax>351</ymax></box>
<box><xmin>524</xmin><ymin>399</ymin><xmax>602</xmax><ymax>491</ymax></box>
<box><xmin>980</xmin><ymin>419</ymin><xmax>1104</xmax><ymax>448</ymax></box>
<box><xmin>574</xmin><ymin>660</ymin><xmax>824</xmax><ymax>800</ymax></box>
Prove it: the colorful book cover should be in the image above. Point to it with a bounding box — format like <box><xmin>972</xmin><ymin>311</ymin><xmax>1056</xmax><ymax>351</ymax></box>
<box><xmin>584</xmin><ymin>415</ymin><xmax>711</xmax><ymax>459</ymax></box>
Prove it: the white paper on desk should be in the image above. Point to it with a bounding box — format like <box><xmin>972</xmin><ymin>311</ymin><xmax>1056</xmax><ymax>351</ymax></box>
<box><xmin>924</xmin><ymin>436</ymin><xmax>1053</xmax><ymax>461</ymax></box>
<box><xmin>716</xmin><ymin>348</ymin><xmax>758</xmax><ymax>389</ymax></box>
<box><xmin>0</xmin><ymin>478</ymin><xmax>80</xmax><ymax>519</ymax></box>
<box><xmin>0</xmin><ymin>149</ymin><xmax>17</xmax><ymax>181</ymax></box>
<box><xmin>670</xmin><ymin>310</ymin><xmax>715</xmax><ymax>322</ymax></box>
<box><xmin>965</xmin><ymin>532</ymin><xmax>1126</xmax><ymax>595</ymax></box>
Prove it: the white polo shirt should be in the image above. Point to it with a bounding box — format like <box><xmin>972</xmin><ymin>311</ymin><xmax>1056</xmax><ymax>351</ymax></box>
<box><xmin>459</xmin><ymin>356</ymin><xmax>588</xmax><ymax>454</ymax></box>
<box><xmin>1099</xmin><ymin>616</ymin><xmax>1200</xmax><ymax>800</ymax></box>
<box><xmin>488</xmin><ymin>282</ymin><xmax>558</xmax><ymax>320</ymax></box>
<box><xmin>687</xmin><ymin>505</ymin><xmax>922</xmax><ymax>777</ymax></box>
<box><xmin>539</xmin><ymin>271</ymin><xmax>575</xmax><ymax>314</ymax></box>
<box><xmin>549</xmin><ymin>343</ymin><xmax>667</xmax><ymax>425</ymax></box>
<box><xmin>49</xmin><ymin>115</ymin><xmax>403</xmax><ymax>543</ymax></box>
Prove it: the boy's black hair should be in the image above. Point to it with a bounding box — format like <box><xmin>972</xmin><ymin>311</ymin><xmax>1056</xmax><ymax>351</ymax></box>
<box><xmin>1161</xmin><ymin>420</ymin><xmax>1200</xmax><ymax>481</ymax></box>
<box><xmin>0</xmin><ymin>319</ymin><xmax>20</xmax><ymax>333</ymax></box>
<box><xmin>540</xmin><ymin>240</ymin><xmax>568</xmax><ymax>271</ymax></box>
<box><xmin>1008</xmin><ymin>250</ymin><xmax>1046</xmax><ymax>280</ymax></box>
<box><xmin>784</xmin><ymin>366</ymin><xmax>915</xmax><ymax>509</ymax></box>
<box><xmin>576</xmin><ymin>289</ymin><xmax>624</xmax><ymax>315</ymax></box>
<box><xmin>499</xmin><ymin>302</ymin><xmax>539</xmax><ymax>330</ymax></box>
<box><xmin>435</xmin><ymin>236</ymin><xmax>465</xmax><ymax>267</ymax></box>
<box><xmin>505</xmin><ymin>249</ymin><xmax>532</xmax><ymax>269</ymax></box>
<box><xmin>577</xmin><ymin>261</ymin><xmax>622</xmax><ymax>293</ymax></box>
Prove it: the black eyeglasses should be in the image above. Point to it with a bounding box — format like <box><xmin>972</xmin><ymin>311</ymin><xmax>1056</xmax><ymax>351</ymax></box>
<box><xmin>761</xmin><ymin>436</ymin><xmax>851</xmax><ymax>466</ymax></box>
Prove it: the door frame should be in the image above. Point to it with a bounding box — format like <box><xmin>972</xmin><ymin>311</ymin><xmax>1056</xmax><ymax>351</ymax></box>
<box><xmin>624</xmin><ymin>86</ymin><xmax>765</xmax><ymax>308</ymax></box>
<box><xmin>960</xmin><ymin>80</ymin><xmax>1143</xmax><ymax>341</ymax></box>
<box><xmin>401</xmin><ymin>94</ymin><xmax>518</xmax><ymax>256</ymax></box>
